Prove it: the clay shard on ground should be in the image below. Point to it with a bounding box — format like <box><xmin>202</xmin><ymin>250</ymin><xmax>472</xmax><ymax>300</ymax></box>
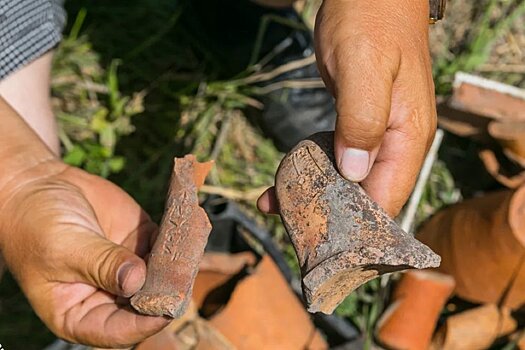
<box><xmin>437</xmin><ymin>72</ymin><xmax>525</xmax><ymax>189</ymax></box>
<box><xmin>418</xmin><ymin>185</ymin><xmax>525</xmax><ymax>309</ymax></box>
<box><xmin>131</xmin><ymin>155</ymin><xmax>214</xmax><ymax>318</ymax></box>
<box><xmin>489</xmin><ymin>121</ymin><xmax>525</xmax><ymax>165</ymax></box>
<box><xmin>275</xmin><ymin>132</ymin><xmax>441</xmax><ymax>314</ymax></box>
<box><xmin>431</xmin><ymin>304</ymin><xmax>517</xmax><ymax>350</ymax></box>
<box><xmin>376</xmin><ymin>270</ymin><xmax>455</xmax><ymax>350</ymax></box>
<box><xmin>193</xmin><ymin>251</ymin><xmax>257</xmax><ymax>314</ymax></box>
<box><xmin>479</xmin><ymin>149</ymin><xmax>525</xmax><ymax>189</ymax></box>
<box><xmin>210</xmin><ymin>255</ymin><xmax>328</xmax><ymax>350</ymax></box>
<box><xmin>135</xmin><ymin>302</ymin><xmax>235</xmax><ymax>350</ymax></box>
<box><xmin>450</xmin><ymin>72</ymin><xmax>525</xmax><ymax>122</ymax></box>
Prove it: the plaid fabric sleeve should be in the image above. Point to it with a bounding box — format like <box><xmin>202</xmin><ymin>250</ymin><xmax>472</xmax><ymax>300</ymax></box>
<box><xmin>0</xmin><ymin>0</ymin><xmax>66</xmax><ymax>80</ymax></box>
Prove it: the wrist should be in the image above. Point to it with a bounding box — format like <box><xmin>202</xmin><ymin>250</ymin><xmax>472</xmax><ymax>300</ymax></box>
<box><xmin>0</xmin><ymin>97</ymin><xmax>66</xmax><ymax>202</ymax></box>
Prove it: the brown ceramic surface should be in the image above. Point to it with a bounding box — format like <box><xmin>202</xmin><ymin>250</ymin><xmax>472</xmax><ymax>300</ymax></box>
<box><xmin>376</xmin><ymin>270</ymin><xmax>455</xmax><ymax>350</ymax></box>
<box><xmin>193</xmin><ymin>252</ymin><xmax>256</xmax><ymax>311</ymax></box>
<box><xmin>489</xmin><ymin>121</ymin><xmax>525</xmax><ymax>161</ymax></box>
<box><xmin>418</xmin><ymin>186</ymin><xmax>525</xmax><ymax>308</ymax></box>
<box><xmin>210</xmin><ymin>256</ymin><xmax>328</xmax><ymax>350</ymax></box>
<box><xmin>275</xmin><ymin>132</ymin><xmax>441</xmax><ymax>313</ymax></box>
<box><xmin>432</xmin><ymin>304</ymin><xmax>516</xmax><ymax>350</ymax></box>
<box><xmin>450</xmin><ymin>80</ymin><xmax>525</xmax><ymax>122</ymax></box>
<box><xmin>131</xmin><ymin>155</ymin><xmax>213</xmax><ymax>317</ymax></box>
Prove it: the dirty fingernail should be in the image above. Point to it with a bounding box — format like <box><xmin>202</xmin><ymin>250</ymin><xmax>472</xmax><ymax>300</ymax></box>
<box><xmin>339</xmin><ymin>148</ymin><xmax>370</xmax><ymax>181</ymax></box>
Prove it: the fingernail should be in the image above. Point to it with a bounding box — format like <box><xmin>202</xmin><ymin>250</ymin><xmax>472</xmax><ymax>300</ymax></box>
<box><xmin>339</xmin><ymin>148</ymin><xmax>370</xmax><ymax>181</ymax></box>
<box><xmin>117</xmin><ymin>262</ymin><xmax>135</xmax><ymax>294</ymax></box>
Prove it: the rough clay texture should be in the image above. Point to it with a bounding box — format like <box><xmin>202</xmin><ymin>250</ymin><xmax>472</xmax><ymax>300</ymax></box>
<box><xmin>131</xmin><ymin>155</ymin><xmax>213</xmax><ymax>318</ymax></box>
<box><xmin>275</xmin><ymin>132</ymin><xmax>441</xmax><ymax>314</ymax></box>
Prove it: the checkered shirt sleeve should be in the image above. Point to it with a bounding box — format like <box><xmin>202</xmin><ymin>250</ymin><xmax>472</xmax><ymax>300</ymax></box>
<box><xmin>0</xmin><ymin>0</ymin><xmax>66</xmax><ymax>80</ymax></box>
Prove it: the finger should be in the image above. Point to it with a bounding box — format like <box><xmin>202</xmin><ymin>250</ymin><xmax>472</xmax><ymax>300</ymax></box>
<box><xmin>64</xmin><ymin>233</ymin><xmax>147</xmax><ymax>297</ymax></box>
<box><xmin>121</xmin><ymin>219</ymin><xmax>158</xmax><ymax>258</ymax></box>
<box><xmin>332</xmin><ymin>40</ymin><xmax>400</xmax><ymax>182</ymax></box>
<box><xmin>257</xmin><ymin>187</ymin><xmax>279</xmax><ymax>214</ymax></box>
<box><xmin>62</xmin><ymin>296</ymin><xmax>170</xmax><ymax>348</ymax></box>
<box><xmin>362</xmin><ymin>116</ymin><xmax>436</xmax><ymax>217</ymax></box>
<box><xmin>361</xmin><ymin>51</ymin><xmax>436</xmax><ymax>217</ymax></box>
<box><xmin>62</xmin><ymin>167</ymin><xmax>149</xmax><ymax>244</ymax></box>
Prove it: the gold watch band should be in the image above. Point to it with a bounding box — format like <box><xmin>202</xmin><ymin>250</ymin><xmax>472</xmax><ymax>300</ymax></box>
<box><xmin>429</xmin><ymin>0</ymin><xmax>446</xmax><ymax>23</ymax></box>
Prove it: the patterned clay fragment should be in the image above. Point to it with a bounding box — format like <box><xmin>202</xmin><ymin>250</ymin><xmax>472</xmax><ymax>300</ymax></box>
<box><xmin>275</xmin><ymin>132</ymin><xmax>440</xmax><ymax>314</ymax></box>
<box><xmin>131</xmin><ymin>155</ymin><xmax>213</xmax><ymax>318</ymax></box>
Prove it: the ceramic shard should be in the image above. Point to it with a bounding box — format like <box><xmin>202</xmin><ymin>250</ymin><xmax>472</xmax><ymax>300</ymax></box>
<box><xmin>131</xmin><ymin>155</ymin><xmax>213</xmax><ymax>318</ymax></box>
<box><xmin>431</xmin><ymin>304</ymin><xmax>516</xmax><ymax>350</ymax></box>
<box><xmin>418</xmin><ymin>185</ymin><xmax>525</xmax><ymax>309</ymax></box>
<box><xmin>275</xmin><ymin>132</ymin><xmax>441</xmax><ymax>314</ymax></box>
<box><xmin>376</xmin><ymin>270</ymin><xmax>455</xmax><ymax>350</ymax></box>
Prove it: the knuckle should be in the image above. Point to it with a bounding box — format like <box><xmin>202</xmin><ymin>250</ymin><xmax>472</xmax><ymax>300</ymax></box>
<box><xmin>46</xmin><ymin>313</ymin><xmax>77</xmax><ymax>345</ymax></box>
<box><xmin>75</xmin><ymin>240</ymin><xmax>119</xmax><ymax>289</ymax></box>
<box><xmin>337</xmin><ymin>115</ymin><xmax>386</xmax><ymax>147</ymax></box>
<box><xmin>92</xmin><ymin>244</ymin><xmax>121</xmax><ymax>288</ymax></box>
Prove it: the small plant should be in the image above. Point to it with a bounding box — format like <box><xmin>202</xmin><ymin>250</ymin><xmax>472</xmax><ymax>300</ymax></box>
<box><xmin>433</xmin><ymin>0</ymin><xmax>525</xmax><ymax>94</ymax></box>
<box><xmin>52</xmin><ymin>10</ymin><xmax>144</xmax><ymax>177</ymax></box>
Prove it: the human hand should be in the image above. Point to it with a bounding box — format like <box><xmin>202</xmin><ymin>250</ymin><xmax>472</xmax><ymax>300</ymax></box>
<box><xmin>259</xmin><ymin>0</ymin><xmax>437</xmax><ymax>217</ymax></box>
<box><xmin>0</xmin><ymin>161</ymin><xmax>169</xmax><ymax>347</ymax></box>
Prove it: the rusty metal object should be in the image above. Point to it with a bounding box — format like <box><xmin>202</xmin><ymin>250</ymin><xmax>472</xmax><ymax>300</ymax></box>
<box><xmin>418</xmin><ymin>185</ymin><xmax>525</xmax><ymax>309</ymax></box>
<box><xmin>376</xmin><ymin>270</ymin><xmax>455</xmax><ymax>350</ymax></box>
<box><xmin>131</xmin><ymin>155</ymin><xmax>214</xmax><ymax>318</ymax></box>
<box><xmin>210</xmin><ymin>255</ymin><xmax>328</xmax><ymax>350</ymax></box>
<box><xmin>431</xmin><ymin>304</ymin><xmax>517</xmax><ymax>350</ymax></box>
<box><xmin>275</xmin><ymin>132</ymin><xmax>441</xmax><ymax>314</ymax></box>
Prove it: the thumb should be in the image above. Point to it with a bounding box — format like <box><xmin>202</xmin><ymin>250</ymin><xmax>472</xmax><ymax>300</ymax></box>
<box><xmin>66</xmin><ymin>234</ymin><xmax>147</xmax><ymax>297</ymax></box>
<box><xmin>332</xmin><ymin>43</ymin><xmax>398</xmax><ymax>182</ymax></box>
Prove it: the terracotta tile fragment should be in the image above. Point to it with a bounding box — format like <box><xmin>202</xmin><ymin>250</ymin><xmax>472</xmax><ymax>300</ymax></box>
<box><xmin>176</xmin><ymin>319</ymin><xmax>235</xmax><ymax>350</ymax></box>
<box><xmin>135</xmin><ymin>302</ymin><xmax>198</xmax><ymax>350</ymax></box>
<box><xmin>418</xmin><ymin>185</ymin><xmax>525</xmax><ymax>309</ymax></box>
<box><xmin>489</xmin><ymin>121</ymin><xmax>525</xmax><ymax>164</ymax></box>
<box><xmin>431</xmin><ymin>304</ymin><xmax>517</xmax><ymax>350</ymax></box>
<box><xmin>198</xmin><ymin>251</ymin><xmax>257</xmax><ymax>275</ymax></box>
<box><xmin>437</xmin><ymin>74</ymin><xmax>525</xmax><ymax>189</ymax></box>
<box><xmin>479</xmin><ymin>149</ymin><xmax>525</xmax><ymax>189</ymax></box>
<box><xmin>210</xmin><ymin>255</ymin><xmax>328</xmax><ymax>350</ymax></box>
<box><xmin>136</xmin><ymin>303</ymin><xmax>234</xmax><ymax>350</ymax></box>
<box><xmin>193</xmin><ymin>251</ymin><xmax>256</xmax><ymax>309</ymax></box>
<box><xmin>376</xmin><ymin>270</ymin><xmax>455</xmax><ymax>350</ymax></box>
<box><xmin>518</xmin><ymin>332</ymin><xmax>525</xmax><ymax>350</ymax></box>
<box><xmin>275</xmin><ymin>132</ymin><xmax>441</xmax><ymax>314</ymax></box>
<box><xmin>131</xmin><ymin>155</ymin><xmax>214</xmax><ymax>318</ymax></box>
<box><xmin>437</xmin><ymin>101</ymin><xmax>492</xmax><ymax>141</ymax></box>
<box><xmin>450</xmin><ymin>72</ymin><xmax>525</xmax><ymax>122</ymax></box>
